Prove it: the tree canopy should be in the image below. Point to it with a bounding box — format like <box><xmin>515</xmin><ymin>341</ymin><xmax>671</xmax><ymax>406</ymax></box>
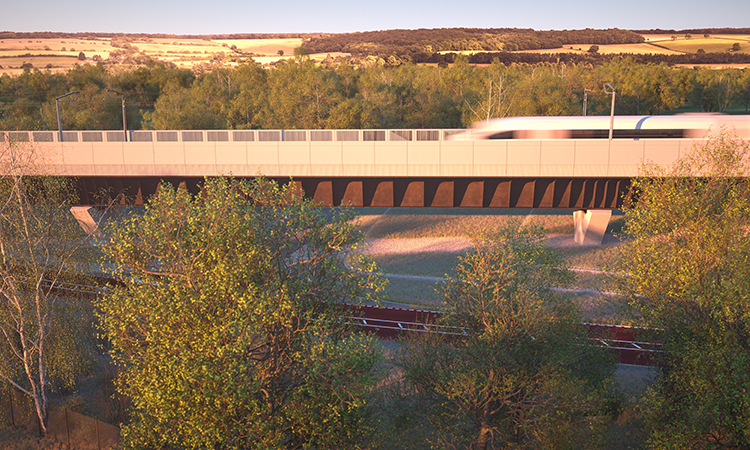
<box><xmin>97</xmin><ymin>177</ymin><xmax>385</xmax><ymax>449</ymax></box>
<box><xmin>0</xmin><ymin>140</ymin><xmax>100</xmax><ymax>435</ymax></box>
<box><xmin>617</xmin><ymin>130</ymin><xmax>750</xmax><ymax>448</ymax></box>
<box><xmin>2</xmin><ymin>57</ymin><xmax>750</xmax><ymax>132</ymax></box>
<box><xmin>399</xmin><ymin>222</ymin><xmax>615</xmax><ymax>449</ymax></box>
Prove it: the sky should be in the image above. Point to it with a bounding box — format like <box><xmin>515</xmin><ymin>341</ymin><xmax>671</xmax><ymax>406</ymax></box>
<box><xmin>2</xmin><ymin>0</ymin><xmax>749</xmax><ymax>34</ymax></box>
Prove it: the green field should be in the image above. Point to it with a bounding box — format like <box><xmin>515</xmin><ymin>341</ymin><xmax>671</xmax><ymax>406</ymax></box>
<box><xmin>655</xmin><ymin>36</ymin><xmax>750</xmax><ymax>54</ymax></box>
<box><xmin>357</xmin><ymin>208</ymin><xmax>633</xmax><ymax>323</ymax></box>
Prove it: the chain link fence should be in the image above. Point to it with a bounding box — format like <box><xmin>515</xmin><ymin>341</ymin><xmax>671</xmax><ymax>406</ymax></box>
<box><xmin>1</xmin><ymin>384</ymin><xmax>121</xmax><ymax>449</ymax></box>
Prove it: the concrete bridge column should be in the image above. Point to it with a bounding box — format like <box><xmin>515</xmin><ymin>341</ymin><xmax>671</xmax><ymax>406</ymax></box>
<box><xmin>70</xmin><ymin>206</ymin><xmax>102</xmax><ymax>237</ymax></box>
<box><xmin>573</xmin><ymin>209</ymin><xmax>611</xmax><ymax>246</ymax></box>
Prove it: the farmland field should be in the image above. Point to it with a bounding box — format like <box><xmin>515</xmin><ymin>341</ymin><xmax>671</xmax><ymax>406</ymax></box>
<box><xmin>656</xmin><ymin>37</ymin><xmax>750</xmax><ymax>54</ymax></box>
<box><xmin>518</xmin><ymin>42</ymin><xmax>683</xmax><ymax>55</ymax></box>
<box><xmin>0</xmin><ymin>37</ymin><xmax>112</xmax><ymax>74</ymax></box>
<box><xmin>0</xmin><ymin>36</ymin><xmax>326</xmax><ymax>74</ymax></box>
<box><xmin>2</xmin><ymin>33</ymin><xmax>749</xmax><ymax>75</ymax></box>
<box><xmin>213</xmin><ymin>38</ymin><xmax>302</xmax><ymax>54</ymax></box>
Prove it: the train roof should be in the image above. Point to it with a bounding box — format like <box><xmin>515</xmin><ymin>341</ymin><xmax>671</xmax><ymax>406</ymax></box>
<box><xmin>471</xmin><ymin>114</ymin><xmax>739</xmax><ymax>131</ymax></box>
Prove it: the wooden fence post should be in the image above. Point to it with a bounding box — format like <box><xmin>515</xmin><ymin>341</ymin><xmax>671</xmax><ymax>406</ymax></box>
<box><xmin>8</xmin><ymin>384</ymin><xmax>14</xmax><ymax>426</ymax></box>
<box><xmin>65</xmin><ymin>407</ymin><xmax>71</xmax><ymax>447</ymax></box>
<box><xmin>95</xmin><ymin>418</ymin><xmax>101</xmax><ymax>450</ymax></box>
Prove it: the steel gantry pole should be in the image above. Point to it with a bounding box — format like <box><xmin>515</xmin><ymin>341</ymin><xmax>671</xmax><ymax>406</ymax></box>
<box><xmin>583</xmin><ymin>88</ymin><xmax>594</xmax><ymax>116</ymax></box>
<box><xmin>603</xmin><ymin>83</ymin><xmax>616</xmax><ymax>141</ymax></box>
<box><xmin>55</xmin><ymin>91</ymin><xmax>79</xmax><ymax>142</ymax></box>
<box><xmin>105</xmin><ymin>89</ymin><xmax>128</xmax><ymax>142</ymax></box>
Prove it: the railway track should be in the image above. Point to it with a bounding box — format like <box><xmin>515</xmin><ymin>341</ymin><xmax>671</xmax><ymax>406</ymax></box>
<box><xmin>344</xmin><ymin>304</ymin><xmax>662</xmax><ymax>366</ymax></box>
<box><xmin>37</xmin><ymin>275</ymin><xmax>663</xmax><ymax>366</ymax></box>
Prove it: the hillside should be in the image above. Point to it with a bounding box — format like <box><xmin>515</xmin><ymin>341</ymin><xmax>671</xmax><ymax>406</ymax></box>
<box><xmin>301</xmin><ymin>28</ymin><xmax>646</xmax><ymax>55</ymax></box>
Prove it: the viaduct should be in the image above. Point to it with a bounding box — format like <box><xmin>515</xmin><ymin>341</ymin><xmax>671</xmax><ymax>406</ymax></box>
<box><xmin>1</xmin><ymin>128</ymin><xmax>705</xmax><ymax>244</ymax></box>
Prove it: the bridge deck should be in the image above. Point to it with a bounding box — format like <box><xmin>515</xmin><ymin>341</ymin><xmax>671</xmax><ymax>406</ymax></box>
<box><xmin>2</xmin><ymin>129</ymin><xmax>704</xmax><ymax>209</ymax></box>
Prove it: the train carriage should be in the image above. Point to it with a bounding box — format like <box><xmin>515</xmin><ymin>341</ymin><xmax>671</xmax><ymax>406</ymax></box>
<box><xmin>450</xmin><ymin>114</ymin><xmax>750</xmax><ymax>140</ymax></box>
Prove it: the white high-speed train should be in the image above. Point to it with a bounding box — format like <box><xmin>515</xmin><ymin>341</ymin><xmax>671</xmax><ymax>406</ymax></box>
<box><xmin>449</xmin><ymin>114</ymin><xmax>750</xmax><ymax>140</ymax></box>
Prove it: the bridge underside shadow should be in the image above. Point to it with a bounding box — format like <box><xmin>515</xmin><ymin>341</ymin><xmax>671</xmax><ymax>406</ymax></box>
<box><xmin>74</xmin><ymin>176</ymin><xmax>631</xmax><ymax>209</ymax></box>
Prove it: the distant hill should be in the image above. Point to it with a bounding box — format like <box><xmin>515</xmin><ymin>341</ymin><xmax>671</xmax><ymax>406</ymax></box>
<box><xmin>301</xmin><ymin>28</ymin><xmax>646</xmax><ymax>55</ymax></box>
<box><xmin>632</xmin><ymin>28</ymin><xmax>750</xmax><ymax>35</ymax></box>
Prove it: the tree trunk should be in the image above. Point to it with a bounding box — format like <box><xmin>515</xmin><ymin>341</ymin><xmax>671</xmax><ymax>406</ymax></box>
<box><xmin>32</xmin><ymin>382</ymin><xmax>49</xmax><ymax>435</ymax></box>
<box><xmin>475</xmin><ymin>425</ymin><xmax>492</xmax><ymax>450</ymax></box>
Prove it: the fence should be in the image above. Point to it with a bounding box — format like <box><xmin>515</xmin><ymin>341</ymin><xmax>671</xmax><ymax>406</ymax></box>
<box><xmin>0</xmin><ymin>384</ymin><xmax>121</xmax><ymax>449</ymax></box>
<box><xmin>0</xmin><ymin>128</ymin><xmax>465</xmax><ymax>143</ymax></box>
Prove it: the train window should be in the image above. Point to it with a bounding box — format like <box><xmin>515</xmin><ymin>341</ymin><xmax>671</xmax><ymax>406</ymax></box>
<box><xmin>484</xmin><ymin>127</ymin><xmax>691</xmax><ymax>140</ymax></box>
<box><xmin>570</xmin><ymin>130</ymin><xmax>610</xmax><ymax>139</ymax></box>
<box><xmin>488</xmin><ymin>131</ymin><xmax>514</xmax><ymax>139</ymax></box>
<box><xmin>617</xmin><ymin>129</ymin><xmax>686</xmax><ymax>139</ymax></box>
<box><xmin>571</xmin><ymin>129</ymin><xmax>687</xmax><ymax>139</ymax></box>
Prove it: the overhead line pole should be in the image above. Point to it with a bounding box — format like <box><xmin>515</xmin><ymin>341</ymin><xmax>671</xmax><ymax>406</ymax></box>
<box><xmin>583</xmin><ymin>88</ymin><xmax>594</xmax><ymax>116</ymax></box>
<box><xmin>603</xmin><ymin>83</ymin><xmax>616</xmax><ymax>141</ymax></box>
<box><xmin>105</xmin><ymin>89</ymin><xmax>128</xmax><ymax>142</ymax></box>
<box><xmin>55</xmin><ymin>91</ymin><xmax>79</xmax><ymax>142</ymax></box>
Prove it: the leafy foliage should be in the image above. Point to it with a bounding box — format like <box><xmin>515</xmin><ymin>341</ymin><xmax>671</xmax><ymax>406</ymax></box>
<box><xmin>617</xmin><ymin>131</ymin><xmax>750</xmax><ymax>449</ymax></box>
<box><xmin>2</xmin><ymin>56</ymin><xmax>750</xmax><ymax>132</ymax></box>
<box><xmin>97</xmin><ymin>177</ymin><xmax>385</xmax><ymax>449</ymax></box>
<box><xmin>302</xmin><ymin>28</ymin><xmax>645</xmax><ymax>55</ymax></box>
<box><xmin>399</xmin><ymin>222</ymin><xmax>616</xmax><ymax>450</ymax></box>
<box><xmin>0</xmin><ymin>141</ymin><xmax>99</xmax><ymax>435</ymax></box>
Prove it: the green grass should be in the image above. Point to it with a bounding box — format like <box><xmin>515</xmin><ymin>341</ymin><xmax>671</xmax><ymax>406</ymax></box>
<box><xmin>381</xmin><ymin>276</ymin><xmax>444</xmax><ymax>309</ymax></box>
<box><xmin>370</xmin><ymin>251</ymin><xmax>462</xmax><ymax>278</ymax></box>
<box><xmin>659</xmin><ymin>37</ymin><xmax>750</xmax><ymax>54</ymax></box>
<box><xmin>568</xmin><ymin>270</ymin><xmax>614</xmax><ymax>291</ymax></box>
<box><xmin>362</xmin><ymin>208</ymin><xmax>624</xmax><ymax>240</ymax></box>
<box><xmin>561</xmin><ymin>291</ymin><xmax>642</xmax><ymax>326</ymax></box>
<box><xmin>558</xmin><ymin>244</ymin><xmax>623</xmax><ymax>271</ymax></box>
<box><xmin>364</xmin><ymin>208</ymin><xmax>532</xmax><ymax>239</ymax></box>
<box><xmin>359</xmin><ymin>208</ymin><xmax>636</xmax><ymax>324</ymax></box>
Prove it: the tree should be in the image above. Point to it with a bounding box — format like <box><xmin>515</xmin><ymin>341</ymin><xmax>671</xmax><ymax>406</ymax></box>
<box><xmin>0</xmin><ymin>140</ymin><xmax>100</xmax><ymax>435</ymax></box>
<box><xmin>732</xmin><ymin>42</ymin><xmax>742</xmax><ymax>52</ymax></box>
<box><xmin>704</xmin><ymin>68</ymin><xmax>741</xmax><ymax>113</ymax></box>
<box><xmin>277</xmin><ymin>49</ymin><xmax>284</xmax><ymax>56</ymax></box>
<box><xmin>293</xmin><ymin>46</ymin><xmax>310</xmax><ymax>57</ymax></box>
<box><xmin>616</xmin><ymin>131</ymin><xmax>750</xmax><ymax>449</ymax></box>
<box><xmin>143</xmin><ymin>84</ymin><xmax>224</xmax><ymax>129</ymax></box>
<box><xmin>97</xmin><ymin>177</ymin><xmax>385</xmax><ymax>449</ymax></box>
<box><xmin>265</xmin><ymin>58</ymin><xmax>343</xmax><ymax>129</ymax></box>
<box><xmin>221</xmin><ymin>64</ymin><xmax>269</xmax><ymax>129</ymax></box>
<box><xmin>456</xmin><ymin>57</ymin><xmax>518</xmax><ymax>123</ymax></box>
<box><xmin>588</xmin><ymin>45</ymin><xmax>600</xmax><ymax>53</ymax></box>
<box><xmin>399</xmin><ymin>222</ymin><xmax>615</xmax><ymax>450</ymax></box>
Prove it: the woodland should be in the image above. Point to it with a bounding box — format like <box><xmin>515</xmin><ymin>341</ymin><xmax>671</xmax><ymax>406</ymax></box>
<box><xmin>0</xmin><ymin>55</ymin><xmax>749</xmax><ymax>132</ymax></box>
<box><xmin>301</xmin><ymin>28</ymin><xmax>646</xmax><ymax>54</ymax></box>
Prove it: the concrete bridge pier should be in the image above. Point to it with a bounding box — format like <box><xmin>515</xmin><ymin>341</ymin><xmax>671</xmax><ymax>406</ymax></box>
<box><xmin>70</xmin><ymin>206</ymin><xmax>102</xmax><ymax>237</ymax></box>
<box><xmin>573</xmin><ymin>209</ymin><xmax>612</xmax><ymax>246</ymax></box>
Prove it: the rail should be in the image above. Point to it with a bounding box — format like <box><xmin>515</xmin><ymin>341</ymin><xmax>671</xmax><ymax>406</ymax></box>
<box><xmin>43</xmin><ymin>276</ymin><xmax>663</xmax><ymax>366</ymax></box>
